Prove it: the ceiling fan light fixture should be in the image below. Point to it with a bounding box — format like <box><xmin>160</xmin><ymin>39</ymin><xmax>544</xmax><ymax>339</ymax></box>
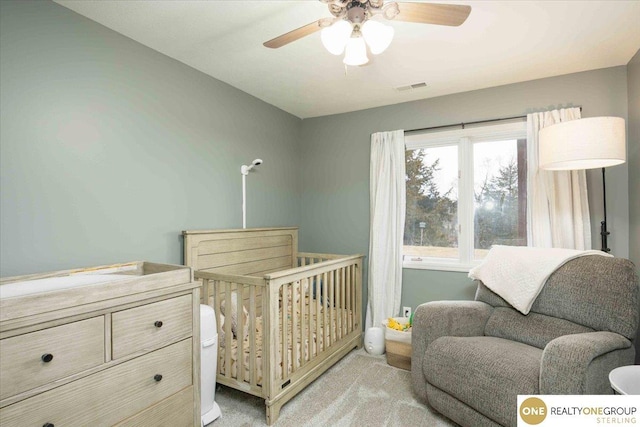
<box><xmin>320</xmin><ymin>20</ymin><xmax>352</xmax><ymax>55</ymax></box>
<box><xmin>343</xmin><ymin>35</ymin><xmax>369</xmax><ymax>66</ymax></box>
<box><xmin>361</xmin><ymin>20</ymin><xmax>394</xmax><ymax>54</ymax></box>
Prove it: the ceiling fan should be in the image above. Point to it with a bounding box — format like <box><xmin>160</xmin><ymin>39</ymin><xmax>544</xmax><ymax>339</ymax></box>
<box><xmin>264</xmin><ymin>0</ymin><xmax>472</xmax><ymax>66</ymax></box>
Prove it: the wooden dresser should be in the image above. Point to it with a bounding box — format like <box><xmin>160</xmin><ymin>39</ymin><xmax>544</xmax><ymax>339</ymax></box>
<box><xmin>0</xmin><ymin>262</ymin><xmax>200</xmax><ymax>427</ymax></box>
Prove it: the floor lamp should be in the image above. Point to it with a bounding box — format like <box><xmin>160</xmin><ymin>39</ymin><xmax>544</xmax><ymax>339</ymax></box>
<box><xmin>539</xmin><ymin>117</ymin><xmax>626</xmax><ymax>252</ymax></box>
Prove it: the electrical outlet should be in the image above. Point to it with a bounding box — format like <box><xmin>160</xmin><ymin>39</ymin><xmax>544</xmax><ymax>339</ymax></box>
<box><xmin>403</xmin><ymin>306</ymin><xmax>411</xmax><ymax>318</ymax></box>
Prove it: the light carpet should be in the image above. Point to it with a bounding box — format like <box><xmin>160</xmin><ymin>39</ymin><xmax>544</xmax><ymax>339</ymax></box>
<box><xmin>207</xmin><ymin>349</ymin><xmax>456</xmax><ymax>426</ymax></box>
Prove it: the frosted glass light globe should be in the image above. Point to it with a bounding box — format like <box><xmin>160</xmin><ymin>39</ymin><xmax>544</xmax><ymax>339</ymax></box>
<box><xmin>361</xmin><ymin>20</ymin><xmax>394</xmax><ymax>55</ymax></box>
<box><xmin>343</xmin><ymin>36</ymin><xmax>369</xmax><ymax>66</ymax></box>
<box><xmin>321</xmin><ymin>20</ymin><xmax>352</xmax><ymax>55</ymax></box>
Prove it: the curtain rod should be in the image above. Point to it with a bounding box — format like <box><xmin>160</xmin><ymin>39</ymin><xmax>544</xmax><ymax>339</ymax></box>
<box><xmin>404</xmin><ymin>107</ymin><xmax>582</xmax><ymax>134</ymax></box>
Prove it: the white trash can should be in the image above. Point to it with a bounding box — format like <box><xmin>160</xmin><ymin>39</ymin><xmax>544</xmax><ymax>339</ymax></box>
<box><xmin>200</xmin><ymin>304</ymin><xmax>221</xmax><ymax>425</ymax></box>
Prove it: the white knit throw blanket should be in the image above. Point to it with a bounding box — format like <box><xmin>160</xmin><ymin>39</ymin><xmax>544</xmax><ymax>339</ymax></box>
<box><xmin>468</xmin><ymin>245</ymin><xmax>611</xmax><ymax>314</ymax></box>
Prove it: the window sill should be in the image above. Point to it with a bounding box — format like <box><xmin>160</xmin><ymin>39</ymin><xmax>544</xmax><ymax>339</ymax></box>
<box><xmin>402</xmin><ymin>261</ymin><xmax>478</xmax><ymax>273</ymax></box>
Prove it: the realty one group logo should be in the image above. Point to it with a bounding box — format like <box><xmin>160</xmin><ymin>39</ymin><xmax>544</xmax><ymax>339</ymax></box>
<box><xmin>520</xmin><ymin>397</ymin><xmax>547</xmax><ymax>425</ymax></box>
<box><xmin>517</xmin><ymin>395</ymin><xmax>640</xmax><ymax>426</ymax></box>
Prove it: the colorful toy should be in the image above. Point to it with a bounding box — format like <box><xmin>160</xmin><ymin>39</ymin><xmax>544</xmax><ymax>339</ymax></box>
<box><xmin>387</xmin><ymin>317</ymin><xmax>411</xmax><ymax>332</ymax></box>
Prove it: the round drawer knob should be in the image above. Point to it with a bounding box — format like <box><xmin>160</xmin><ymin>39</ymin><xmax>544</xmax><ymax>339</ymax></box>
<box><xmin>41</xmin><ymin>353</ymin><xmax>54</xmax><ymax>363</ymax></box>
<box><xmin>154</xmin><ymin>321</ymin><xmax>163</xmax><ymax>328</ymax></box>
<box><xmin>154</xmin><ymin>374</ymin><xmax>163</xmax><ymax>382</ymax></box>
<box><xmin>43</xmin><ymin>423</ymin><xmax>54</xmax><ymax>427</ymax></box>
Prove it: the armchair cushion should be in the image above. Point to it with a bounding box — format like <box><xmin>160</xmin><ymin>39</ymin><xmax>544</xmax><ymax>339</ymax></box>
<box><xmin>425</xmin><ymin>336</ymin><xmax>542</xmax><ymax>427</ymax></box>
<box><xmin>484</xmin><ymin>306</ymin><xmax>594</xmax><ymax>349</ymax></box>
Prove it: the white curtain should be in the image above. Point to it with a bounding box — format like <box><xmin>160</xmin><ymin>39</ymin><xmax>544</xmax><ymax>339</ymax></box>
<box><xmin>527</xmin><ymin>107</ymin><xmax>591</xmax><ymax>249</ymax></box>
<box><xmin>366</xmin><ymin>130</ymin><xmax>405</xmax><ymax>330</ymax></box>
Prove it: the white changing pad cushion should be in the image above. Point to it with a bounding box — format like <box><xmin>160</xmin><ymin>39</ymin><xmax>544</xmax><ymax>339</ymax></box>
<box><xmin>0</xmin><ymin>274</ymin><xmax>132</xmax><ymax>299</ymax></box>
<box><xmin>468</xmin><ymin>245</ymin><xmax>611</xmax><ymax>315</ymax></box>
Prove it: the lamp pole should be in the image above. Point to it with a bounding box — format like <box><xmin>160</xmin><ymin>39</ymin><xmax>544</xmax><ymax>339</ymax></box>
<box><xmin>240</xmin><ymin>159</ymin><xmax>263</xmax><ymax>229</ymax></box>
<box><xmin>242</xmin><ymin>171</ymin><xmax>247</xmax><ymax>229</ymax></box>
<box><xmin>600</xmin><ymin>167</ymin><xmax>610</xmax><ymax>252</ymax></box>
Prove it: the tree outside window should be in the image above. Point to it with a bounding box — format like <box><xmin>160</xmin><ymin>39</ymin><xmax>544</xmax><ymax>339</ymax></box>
<box><xmin>403</xmin><ymin>123</ymin><xmax>527</xmax><ymax>270</ymax></box>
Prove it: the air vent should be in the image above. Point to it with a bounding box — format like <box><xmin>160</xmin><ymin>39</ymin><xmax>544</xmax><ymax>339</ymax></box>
<box><xmin>394</xmin><ymin>82</ymin><xmax>428</xmax><ymax>92</ymax></box>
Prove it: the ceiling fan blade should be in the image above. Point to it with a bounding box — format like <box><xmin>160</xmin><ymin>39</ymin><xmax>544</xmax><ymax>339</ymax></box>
<box><xmin>394</xmin><ymin>2</ymin><xmax>471</xmax><ymax>26</ymax></box>
<box><xmin>264</xmin><ymin>20</ymin><xmax>323</xmax><ymax>49</ymax></box>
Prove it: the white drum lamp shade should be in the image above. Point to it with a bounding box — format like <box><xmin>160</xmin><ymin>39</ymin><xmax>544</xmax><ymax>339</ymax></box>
<box><xmin>539</xmin><ymin>117</ymin><xmax>626</xmax><ymax>170</ymax></box>
<box><xmin>538</xmin><ymin>116</ymin><xmax>626</xmax><ymax>253</ymax></box>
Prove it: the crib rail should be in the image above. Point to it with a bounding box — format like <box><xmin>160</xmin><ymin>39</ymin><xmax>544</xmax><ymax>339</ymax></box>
<box><xmin>298</xmin><ymin>253</ymin><xmax>344</xmax><ymax>265</ymax></box>
<box><xmin>264</xmin><ymin>254</ymin><xmax>362</xmax><ymax>392</ymax></box>
<box><xmin>196</xmin><ymin>271</ymin><xmax>266</xmax><ymax>396</ymax></box>
<box><xmin>195</xmin><ymin>253</ymin><xmax>363</xmax><ymax>409</ymax></box>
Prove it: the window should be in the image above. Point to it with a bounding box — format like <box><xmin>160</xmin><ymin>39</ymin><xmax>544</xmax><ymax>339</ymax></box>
<box><xmin>403</xmin><ymin>121</ymin><xmax>528</xmax><ymax>271</ymax></box>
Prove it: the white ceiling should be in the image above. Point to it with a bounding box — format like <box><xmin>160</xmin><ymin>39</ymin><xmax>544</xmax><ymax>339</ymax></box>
<box><xmin>54</xmin><ymin>0</ymin><xmax>640</xmax><ymax>119</ymax></box>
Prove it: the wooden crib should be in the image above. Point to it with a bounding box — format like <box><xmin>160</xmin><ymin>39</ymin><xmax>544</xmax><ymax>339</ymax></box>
<box><xmin>182</xmin><ymin>227</ymin><xmax>363</xmax><ymax>425</ymax></box>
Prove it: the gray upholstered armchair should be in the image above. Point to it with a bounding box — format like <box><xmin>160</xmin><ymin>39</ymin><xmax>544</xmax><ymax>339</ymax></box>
<box><xmin>411</xmin><ymin>255</ymin><xmax>640</xmax><ymax>427</ymax></box>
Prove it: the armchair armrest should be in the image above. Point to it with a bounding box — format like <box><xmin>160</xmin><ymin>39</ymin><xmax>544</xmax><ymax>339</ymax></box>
<box><xmin>411</xmin><ymin>301</ymin><xmax>493</xmax><ymax>399</ymax></box>
<box><xmin>540</xmin><ymin>331</ymin><xmax>633</xmax><ymax>394</ymax></box>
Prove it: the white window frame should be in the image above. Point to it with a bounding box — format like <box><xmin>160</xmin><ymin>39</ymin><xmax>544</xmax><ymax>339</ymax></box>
<box><xmin>403</xmin><ymin>121</ymin><xmax>527</xmax><ymax>272</ymax></box>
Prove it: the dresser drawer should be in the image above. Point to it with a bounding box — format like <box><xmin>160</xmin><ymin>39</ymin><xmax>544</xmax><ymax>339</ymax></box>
<box><xmin>0</xmin><ymin>316</ymin><xmax>104</xmax><ymax>400</ymax></box>
<box><xmin>115</xmin><ymin>386</ymin><xmax>194</xmax><ymax>427</ymax></box>
<box><xmin>112</xmin><ymin>294</ymin><xmax>192</xmax><ymax>359</ymax></box>
<box><xmin>0</xmin><ymin>338</ymin><xmax>193</xmax><ymax>427</ymax></box>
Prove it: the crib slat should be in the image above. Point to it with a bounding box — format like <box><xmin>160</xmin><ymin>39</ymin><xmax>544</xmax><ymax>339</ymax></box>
<box><xmin>281</xmin><ymin>284</ymin><xmax>289</xmax><ymax>380</ymax></box>
<box><xmin>341</xmin><ymin>267</ymin><xmax>347</xmax><ymax>337</ymax></box>
<box><xmin>214</xmin><ymin>280</ymin><xmax>221</xmax><ymax>375</ymax></box>
<box><xmin>336</xmin><ymin>268</ymin><xmax>344</xmax><ymax>340</ymax></box>
<box><xmin>335</xmin><ymin>269</ymin><xmax>341</xmax><ymax>341</ymax></box>
<box><xmin>353</xmin><ymin>265</ymin><xmax>357</xmax><ymax>331</ymax></box>
<box><xmin>344</xmin><ymin>267</ymin><xmax>349</xmax><ymax>338</ymax></box>
<box><xmin>236</xmin><ymin>283</ymin><xmax>245</xmax><ymax>383</ymax></box>
<box><xmin>329</xmin><ymin>270</ymin><xmax>335</xmax><ymax>346</ymax></box>
<box><xmin>293</xmin><ymin>278</ymin><xmax>308</xmax><ymax>368</ymax></box>
<box><xmin>312</xmin><ymin>274</ymin><xmax>318</xmax><ymax>357</ymax></box>
<box><xmin>291</xmin><ymin>281</ymin><xmax>299</xmax><ymax>373</ymax></box>
<box><xmin>343</xmin><ymin>267</ymin><xmax>348</xmax><ymax>334</ymax></box>
<box><xmin>249</xmin><ymin>285</ymin><xmax>257</xmax><ymax>387</ymax></box>
<box><xmin>351</xmin><ymin>265</ymin><xmax>356</xmax><ymax>332</ymax></box>
<box><xmin>303</xmin><ymin>278</ymin><xmax>308</xmax><ymax>362</ymax></box>
<box><xmin>223</xmin><ymin>281</ymin><xmax>233</xmax><ymax>381</ymax></box>
<box><xmin>304</xmin><ymin>278</ymin><xmax>309</xmax><ymax>362</ymax></box>
<box><xmin>357</xmin><ymin>258</ymin><xmax>363</xmax><ymax>332</ymax></box>
<box><xmin>299</xmin><ymin>278</ymin><xmax>306</xmax><ymax>366</ymax></box>
<box><xmin>344</xmin><ymin>267</ymin><xmax>349</xmax><ymax>334</ymax></box>
<box><xmin>321</xmin><ymin>272</ymin><xmax>327</xmax><ymax>352</ymax></box>
<box><xmin>202</xmin><ymin>277</ymin><xmax>211</xmax><ymax>306</ymax></box>
<box><xmin>347</xmin><ymin>267</ymin><xmax>352</xmax><ymax>333</ymax></box>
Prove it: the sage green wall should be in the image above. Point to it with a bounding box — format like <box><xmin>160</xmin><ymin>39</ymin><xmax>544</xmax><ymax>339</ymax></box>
<box><xmin>0</xmin><ymin>0</ymin><xmax>301</xmax><ymax>276</ymax></box>
<box><xmin>1</xmin><ymin>1</ymin><xmax>635</xmax><ymax>328</ymax></box>
<box><xmin>299</xmin><ymin>67</ymin><xmax>630</xmax><ymax>314</ymax></box>
<box><xmin>627</xmin><ymin>49</ymin><xmax>640</xmax><ymax>364</ymax></box>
